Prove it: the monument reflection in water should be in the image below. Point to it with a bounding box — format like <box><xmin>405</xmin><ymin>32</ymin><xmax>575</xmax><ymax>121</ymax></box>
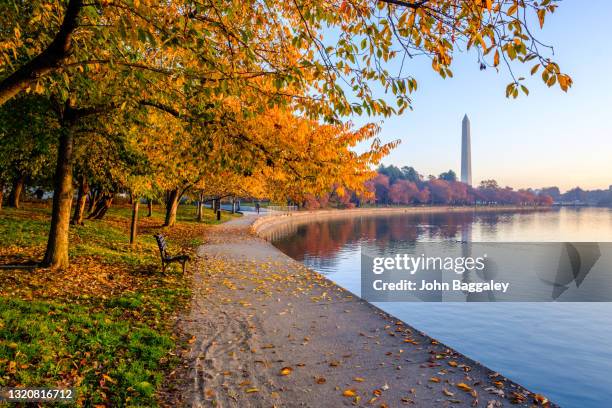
<box><xmin>270</xmin><ymin>208</ymin><xmax>612</xmax><ymax>408</ymax></box>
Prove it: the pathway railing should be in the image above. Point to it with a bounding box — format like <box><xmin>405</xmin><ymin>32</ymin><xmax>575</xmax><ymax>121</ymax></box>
<box><xmin>266</xmin><ymin>205</ymin><xmax>298</xmax><ymax>216</ymax></box>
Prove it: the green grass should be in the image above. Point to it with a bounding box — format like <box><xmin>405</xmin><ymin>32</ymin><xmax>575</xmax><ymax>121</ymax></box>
<box><xmin>0</xmin><ymin>215</ymin><xmax>49</xmax><ymax>248</ymax></box>
<box><xmin>0</xmin><ymin>203</ymin><xmax>239</xmax><ymax>266</ymax></box>
<box><xmin>0</xmin><ymin>202</ymin><xmax>238</xmax><ymax>406</ymax></box>
<box><xmin>0</xmin><ymin>298</ymin><xmax>174</xmax><ymax>406</ymax></box>
<box><xmin>102</xmin><ymin>202</ymin><xmax>240</xmax><ymax>225</ymax></box>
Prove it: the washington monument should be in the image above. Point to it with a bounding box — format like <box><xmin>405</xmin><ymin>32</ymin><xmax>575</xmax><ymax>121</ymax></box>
<box><xmin>461</xmin><ymin>114</ymin><xmax>472</xmax><ymax>186</ymax></box>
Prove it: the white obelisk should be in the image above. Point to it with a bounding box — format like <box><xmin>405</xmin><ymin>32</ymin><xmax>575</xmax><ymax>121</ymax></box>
<box><xmin>461</xmin><ymin>114</ymin><xmax>472</xmax><ymax>186</ymax></box>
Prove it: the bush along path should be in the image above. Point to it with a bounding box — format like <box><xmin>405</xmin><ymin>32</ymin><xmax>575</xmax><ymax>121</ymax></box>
<box><xmin>163</xmin><ymin>215</ymin><xmax>553</xmax><ymax>408</ymax></box>
<box><xmin>0</xmin><ymin>203</ymin><xmax>237</xmax><ymax>406</ymax></box>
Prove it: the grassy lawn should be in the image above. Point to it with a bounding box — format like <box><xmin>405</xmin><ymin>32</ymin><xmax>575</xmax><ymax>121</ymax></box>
<box><xmin>0</xmin><ymin>202</ymin><xmax>239</xmax><ymax>406</ymax></box>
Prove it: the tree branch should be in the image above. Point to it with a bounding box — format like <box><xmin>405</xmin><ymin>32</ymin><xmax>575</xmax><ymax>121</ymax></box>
<box><xmin>379</xmin><ymin>0</ymin><xmax>429</xmax><ymax>9</ymax></box>
<box><xmin>0</xmin><ymin>0</ymin><xmax>83</xmax><ymax>105</ymax></box>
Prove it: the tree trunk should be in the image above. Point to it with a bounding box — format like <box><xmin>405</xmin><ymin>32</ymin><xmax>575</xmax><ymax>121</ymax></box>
<box><xmin>0</xmin><ymin>183</ymin><xmax>4</xmax><ymax>211</ymax></box>
<box><xmin>87</xmin><ymin>188</ymin><xmax>99</xmax><ymax>213</ymax></box>
<box><xmin>8</xmin><ymin>174</ymin><xmax>25</xmax><ymax>208</ymax></box>
<box><xmin>147</xmin><ymin>199</ymin><xmax>153</xmax><ymax>217</ymax></box>
<box><xmin>196</xmin><ymin>191</ymin><xmax>204</xmax><ymax>222</ymax></box>
<box><xmin>130</xmin><ymin>198</ymin><xmax>139</xmax><ymax>245</ymax></box>
<box><xmin>42</xmin><ymin>127</ymin><xmax>74</xmax><ymax>269</ymax></box>
<box><xmin>71</xmin><ymin>174</ymin><xmax>89</xmax><ymax>225</ymax></box>
<box><xmin>211</xmin><ymin>198</ymin><xmax>216</xmax><ymax>213</ymax></box>
<box><xmin>87</xmin><ymin>192</ymin><xmax>113</xmax><ymax>219</ymax></box>
<box><xmin>164</xmin><ymin>189</ymin><xmax>180</xmax><ymax>227</ymax></box>
<box><xmin>93</xmin><ymin>195</ymin><xmax>112</xmax><ymax>219</ymax></box>
<box><xmin>231</xmin><ymin>198</ymin><xmax>236</xmax><ymax>214</ymax></box>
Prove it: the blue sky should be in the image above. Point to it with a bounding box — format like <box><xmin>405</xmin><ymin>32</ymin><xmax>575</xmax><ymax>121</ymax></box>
<box><xmin>350</xmin><ymin>0</ymin><xmax>612</xmax><ymax>191</ymax></box>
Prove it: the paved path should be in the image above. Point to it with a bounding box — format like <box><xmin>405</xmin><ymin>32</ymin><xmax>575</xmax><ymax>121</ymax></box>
<box><xmin>164</xmin><ymin>215</ymin><xmax>546</xmax><ymax>407</ymax></box>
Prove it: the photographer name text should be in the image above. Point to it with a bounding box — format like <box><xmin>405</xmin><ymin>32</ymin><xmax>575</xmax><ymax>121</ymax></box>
<box><xmin>372</xmin><ymin>279</ymin><xmax>510</xmax><ymax>293</ymax></box>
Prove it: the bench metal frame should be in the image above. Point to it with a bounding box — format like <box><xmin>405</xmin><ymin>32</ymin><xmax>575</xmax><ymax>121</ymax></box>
<box><xmin>154</xmin><ymin>233</ymin><xmax>190</xmax><ymax>273</ymax></box>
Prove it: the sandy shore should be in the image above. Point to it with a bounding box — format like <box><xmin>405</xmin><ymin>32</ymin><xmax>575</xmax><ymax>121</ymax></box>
<box><xmin>164</xmin><ymin>210</ymin><xmax>552</xmax><ymax>407</ymax></box>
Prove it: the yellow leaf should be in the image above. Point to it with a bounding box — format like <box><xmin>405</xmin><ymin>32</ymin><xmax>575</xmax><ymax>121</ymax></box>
<box><xmin>279</xmin><ymin>367</ymin><xmax>293</xmax><ymax>376</ymax></box>
<box><xmin>429</xmin><ymin>377</ymin><xmax>440</xmax><ymax>383</ymax></box>
<box><xmin>342</xmin><ymin>389</ymin><xmax>357</xmax><ymax>397</ymax></box>
<box><xmin>102</xmin><ymin>374</ymin><xmax>117</xmax><ymax>384</ymax></box>
<box><xmin>457</xmin><ymin>382</ymin><xmax>472</xmax><ymax>392</ymax></box>
<box><xmin>246</xmin><ymin>388</ymin><xmax>259</xmax><ymax>393</ymax></box>
<box><xmin>534</xmin><ymin>394</ymin><xmax>549</xmax><ymax>404</ymax></box>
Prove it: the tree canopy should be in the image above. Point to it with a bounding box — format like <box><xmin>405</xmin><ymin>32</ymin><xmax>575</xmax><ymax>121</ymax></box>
<box><xmin>0</xmin><ymin>0</ymin><xmax>571</xmax><ymax>268</ymax></box>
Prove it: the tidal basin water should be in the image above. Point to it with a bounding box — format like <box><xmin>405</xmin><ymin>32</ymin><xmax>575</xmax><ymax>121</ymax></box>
<box><xmin>270</xmin><ymin>208</ymin><xmax>612</xmax><ymax>408</ymax></box>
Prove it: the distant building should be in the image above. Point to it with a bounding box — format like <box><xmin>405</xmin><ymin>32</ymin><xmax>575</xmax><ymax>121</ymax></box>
<box><xmin>461</xmin><ymin>114</ymin><xmax>472</xmax><ymax>186</ymax></box>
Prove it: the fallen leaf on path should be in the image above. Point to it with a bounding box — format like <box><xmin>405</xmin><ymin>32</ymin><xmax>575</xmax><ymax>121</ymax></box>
<box><xmin>353</xmin><ymin>377</ymin><xmax>365</xmax><ymax>382</ymax></box>
<box><xmin>429</xmin><ymin>377</ymin><xmax>440</xmax><ymax>383</ymax></box>
<box><xmin>245</xmin><ymin>388</ymin><xmax>259</xmax><ymax>393</ymax></box>
<box><xmin>279</xmin><ymin>367</ymin><xmax>293</xmax><ymax>376</ymax></box>
<box><xmin>457</xmin><ymin>383</ymin><xmax>473</xmax><ymax>392</ymax></box>
<box><xmin>510</xmin><ymin>392</ymin><xmax>526</xmax><ymax>403</ymax></box>
<box><xmin>342</xmin><ymin>389</ymin><xmax>357</xmax><ymax>397</ymax></box>
<box><xmin>533</xmin><ymin>394</ymin><xmax>549</xmax><ymax>404</ymax></box>
<box><xmin>315</xmin><ymin>377</ymin><xmax>326</xmax><ymax>384</ymax></box>
<box><xmin>443</xmin><ymin>389</ymin><xmax>454</xmax><ymax>397</ymax></box>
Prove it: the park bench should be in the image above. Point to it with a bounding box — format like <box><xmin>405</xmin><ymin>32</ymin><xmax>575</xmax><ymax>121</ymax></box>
<box><xmin>154</xmin><ymin>233</ymin><xmax>190</xmax><ymax>273</ymax></box>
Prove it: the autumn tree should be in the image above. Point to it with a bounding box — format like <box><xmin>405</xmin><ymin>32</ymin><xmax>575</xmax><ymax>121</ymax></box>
<box><xmin>389</xmin><ymin>179</ymin><xmax>420</xmax><ymax>204</ymax></box>
<box><xmin>0</xmin><ymin>0</ymin><xmax>572</xmax><ymax>268</ymax></box>
<box><xmin>367</xmin><ymin>174</ymin><xmax>392</xmax><ymax>205</ymax></box>
<box><xmin>0</xmin><ymin>95</ymin><xmax>59</xmax><ymax>208</ymax></box>
<box><xmin>0</xmin><ymin>0</ymin><xmax>573</xmax><ymax>110</ymax></box>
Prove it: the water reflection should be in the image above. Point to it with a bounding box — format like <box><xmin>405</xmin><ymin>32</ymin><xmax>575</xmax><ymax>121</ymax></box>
<box><xmin>271</xmin><ymin>208</ymin><xmax>612</xmax><ymax>408</ymax></box>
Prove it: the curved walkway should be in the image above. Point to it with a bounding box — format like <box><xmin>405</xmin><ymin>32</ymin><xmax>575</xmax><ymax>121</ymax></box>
<box><xmin>165</xmin><ymin>214</ymin><xmax>546</xmax><ymax>407</ymax></box>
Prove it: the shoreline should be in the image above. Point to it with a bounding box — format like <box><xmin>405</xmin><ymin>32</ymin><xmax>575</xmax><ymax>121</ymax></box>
<box><xmin>167</xmin><ymin>212</ymin><xmax>552</xmax><ymax>407</ymax></box>
<box><xmin>253</xmin><ymin>205</ymin><xmax>552</xmax><ymax>239</ymax></box>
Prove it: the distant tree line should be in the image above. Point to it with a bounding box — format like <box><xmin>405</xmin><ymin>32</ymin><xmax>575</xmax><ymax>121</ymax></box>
<box><xmin>368</xmin><ymin>165</ymin><xmax>556</xmax><ymax>206</ymax></box>
<box><xmin>303</xmin><ymin>165</ymin><xmax>559</xmax><ymax>208</ymax></box>
<box><xmin>540</xmin><ymin>186</ymin><xmax>612</xmax><ymax>206</ymax></box>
